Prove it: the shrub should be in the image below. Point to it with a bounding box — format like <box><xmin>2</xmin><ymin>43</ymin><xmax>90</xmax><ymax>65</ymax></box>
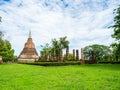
<box><xmin>18</xmin><ymin>61</ymin><xmax>81</xmax><ymax>66</ymax></box>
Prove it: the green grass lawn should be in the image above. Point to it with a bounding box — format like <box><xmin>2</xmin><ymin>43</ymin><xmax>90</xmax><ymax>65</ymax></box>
<box><xmin>0</xmin><ymin>64</ymin><xmax>120</xmax><ymax>90</ymax></box>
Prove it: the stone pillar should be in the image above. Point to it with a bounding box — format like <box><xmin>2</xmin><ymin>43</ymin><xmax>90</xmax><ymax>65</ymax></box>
<box><xmin>40</xmin><ymin>51</ymin><xmax>43</xmax><ymax>61</ymax></box>
<box><xmin>59</xmin><ymin>49</ymin><xmax>63</xmax><ymax>62</ymax></box>
<box><xmin>81</xmin><ymin>48</ymin><xmax>85</xmax><ymax>64</ymax></box>
<box><xmin>53</xmin><ymin>49</ymin><xmax>56</xmax><ymax>61</ymax></box>
<box><xmin>0</xmin><ymin>56</ymin><xmax>3</xmax><ymax>64</ymax></box>
<box><xmin>50</xmin><ymin>51</ymin><xmax>53</xmax><ymax>61</ymax></box>
<box><xmin>92</xmin><ymin>51</ymin><xmax>95</xmax><ymax>61</ymax></box>
<box><xmin>73</xmin><ymin>49</ymin><xmax>75</xmax><ymax>60</ymax></box>
<box><xmin>49</xmin><ymin>51</ymin><xmax>51</xmax><ymax>61</ymax></box>
<box><xmin>44</xmin><ymin>51</ymin><xmax>47</xmax><ymax>61</ymax></box>
<box><xmin>66</xmin><ymin>46</ymin><xmax>69</xmax><ymax>60</ymax></box>
<box><xmin>76</xmin><ymin>49</ymin><xmax>79</xmax><ymax>60</ymax></box>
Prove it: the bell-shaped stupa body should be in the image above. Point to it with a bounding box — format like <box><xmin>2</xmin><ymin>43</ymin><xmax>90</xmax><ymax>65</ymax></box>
<box><xmin>18</xmin><ymin>31</ymin><xmax>39</xmax><ymax>62</ymax></box>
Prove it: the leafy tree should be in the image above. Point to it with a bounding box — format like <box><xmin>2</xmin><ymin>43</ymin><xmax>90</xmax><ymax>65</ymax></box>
<box><xmin>52</xmin><ymin>36</ymin><xmax>69</xmax><ymax>61</ymax></box>
<box><xmin>110</xmin><ymin>5</ymin><xmax>120</xmax><ymax>61</ymax></box>
<box><xmin>84</xmin><ymin>44</ymin><xmax>112</xmax><ymax>61</ymax></box>
<box><xmin>63</xmin><ymin>53</ymin><xmax>74</xmax><ymax>61</ymax></box>
<box><xmin>111</xmin><ymin>5</ymin><xmax>120</xmax><ymax>40</ymax></box>
<box><xmin>40</xmin><ymin>36</ymin><xmax>70</xmax><ymax>61</ymax></box>
<box><xmin>111</xmin><ymin>43</ymin><xmax>120</xmax><ymax>61</ymax></box>
<box><xmin>0</xmin><ymin>16</ymin><xmax>1</xmax><ymax>22</ymax></box>
<box><xmin>52</xmin><ymin>38</ymin><xmax>60</xmax><ymax>59</ymax></box>
<box><xmin>59</xmin><ymin>36</ymin><xmax>69</xmax><ymax>49</ymax></box>
<box><xmin>0</xmin><ymin>16</ymin><xmax>3</xmax><ymax>40</ymax></box>
<box><xmin>0</xmin><ymin>17</ymin><xmax>15</xmax><ymax>62</ymax></box>
<box><xmin>0</xmin><ymin>37</ymin><xmax>15</xmax><ymax>62</ymax></box>
<box><xmin>40</xmin><ymin>43</ymin><xmax>52</xmax><ymax>60</ymax></box>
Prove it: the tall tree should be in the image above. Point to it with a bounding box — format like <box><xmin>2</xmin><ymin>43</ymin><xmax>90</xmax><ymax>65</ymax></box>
<box><xmin>40</xmin><ymin>36</ymin><xmax>70</xmax><ymax>61</ymax></box>
<box><xmin>63</xmin><ymin>53</ymin><xmax>74</xmax><ymax>61</ymax></box>
<box><xmin>0</xmin><ymin>35</ymin><xmax>15</xmax><ymax>62</ymax></box>
<box><xmin>52</xmin><ymin>36</ymin><xmax>69</xmax><ymax>61</ymax></box>
<box><xmin>110</xmin><ymin>5</ymin><xmax>120</xmax><ymax>61</ymax></box>
<box><xmin>59</xmin><ymin>36</ymin><xmax>69</xmax><ymax>49</ymax></box>
<box><xmin>0</xmin><ymin>17</ymin><xmax>15</xmax><ymax>62</ymax></box>
<box><xmin>111</xmin><ymin>5</ymin><xmax>120</xmax><ymax>40</ymax></box>
<box><xmin>84</xmin><ymin>44</ymin><xmax>112</xmax><ymax>61</ymax></box>
<box><xmin>0</xmin><ymin>16</ymin><xmax>1</xmax><ymax>22</ymax></box>
<box><xmin>0</xmin><ymin>16</ymin><xmax>2</xmax><ymax>40</ymax></box>
<box><xmin>40</xmin><ymin>43</ymin><xmax>52</xmax><ymax>60</ymax></box>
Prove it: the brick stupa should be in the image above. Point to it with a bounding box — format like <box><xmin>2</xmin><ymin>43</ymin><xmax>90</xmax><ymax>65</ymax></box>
<box><xmin>17</xmin><ymin>31</ymin><xmax>39</xmax><ymax>62</ymax></box>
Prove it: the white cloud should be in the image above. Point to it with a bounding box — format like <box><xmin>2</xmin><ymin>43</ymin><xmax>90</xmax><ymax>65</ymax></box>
<box><xmin>0</xmin><ymin>0</ymin><xmax>120</xmax><ymax>56</ymax></box>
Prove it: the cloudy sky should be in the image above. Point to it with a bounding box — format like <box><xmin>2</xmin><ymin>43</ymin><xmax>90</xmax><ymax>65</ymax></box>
<box><xmin>0</xmin><ymin>0</ymin><xmax>120</xmax><ymax>56</ymax></box>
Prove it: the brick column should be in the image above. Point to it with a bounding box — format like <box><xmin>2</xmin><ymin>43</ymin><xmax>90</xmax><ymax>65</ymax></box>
<box><xmin>76</xmin><ymin>49</ymin><xmax>79</xmax><ymax>60</ymax></box>
<box><xmin>92</xmin><ymin>51</ymin><xmax>95</xmax><ymax>61</ymax></box>
<box><xmin>53</xmin><ymin>49</ymin><xmax>56</xmax><ymax>61</ymax></box>
<box><xmin>49</xmin><ymin>51</ymin><xmax>51</xmax><ymax>61</ymax></box>
<box><xmin>59</xmin><ymin>49</ymin><xmax>63</xmax><ymax>62</ymax></box>
<box><xmin>73</xmin><ymin>49</ymin><xmax>75</xmax><ymax>60</ymax></box>
<box><xmin>40</xmin><ymin>51</ymin><xmax>43</xmax><ymax>61</ymax></box>
<box><xmin>45</xmin><ymin>51</ymin><xmax>47</xmax><ymax>61</ymax></box>
<box><xmin>81</xmin><ymin>48</ymin><xmax>85</xmax><ymax>64</ymax></box>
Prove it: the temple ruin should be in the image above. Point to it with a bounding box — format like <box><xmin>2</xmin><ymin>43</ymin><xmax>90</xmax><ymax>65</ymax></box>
<box><xmin>17</xmin><ymin>31</ymin><xmax>39</xmax><ymax>62</ymax></box>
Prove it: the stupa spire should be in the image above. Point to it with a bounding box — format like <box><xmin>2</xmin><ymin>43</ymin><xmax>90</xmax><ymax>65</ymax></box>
<box><xmin>29</xmin><ymin>30</ymin><xmax>31</xmax><ymax>38</ymax></box>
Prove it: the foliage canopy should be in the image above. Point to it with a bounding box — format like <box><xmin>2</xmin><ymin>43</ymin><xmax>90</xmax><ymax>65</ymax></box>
<box><xmin>84</xmin><ymin>44</ymin><xmax>111</xmax><ymax>61</ymax></box>
<box><xmin>110</xmin><ymin>5</ymin><xmax>120</xmax><ymax>61</ymax></box>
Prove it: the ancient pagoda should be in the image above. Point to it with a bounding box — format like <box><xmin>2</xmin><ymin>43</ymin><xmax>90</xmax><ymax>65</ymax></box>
<box><xmin>17</xmin><ymin>31</ymin><xmax>39</xmax><ymax>62</ymax></box>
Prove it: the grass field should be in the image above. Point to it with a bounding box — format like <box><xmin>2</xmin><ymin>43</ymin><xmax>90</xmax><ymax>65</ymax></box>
<box><xmin>0</xmin><ymin>64</ymin><xmax>120</xmax><ymax>90</ymax></box>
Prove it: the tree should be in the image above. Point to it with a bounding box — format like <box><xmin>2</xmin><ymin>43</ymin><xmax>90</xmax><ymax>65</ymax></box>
<box><xmin>109</xmin><ymin>5</ymin><xmax>120</xmax><ymax>61</ymax></box>
<box><xmin>52</xmin><ymin>36</ymin><xmax>69</xmax><ymax>61</ymax></box>
<box><xmin>0</xmin><ymin>17</ymin><xmax>15</xmax><ymax>62</ymax></box>
<box><xmin>0</xmin><ymin>37</ymin><xmax>15</xmax><ymax>62</ymax></box>
<box><xmin>40</xmin><ymin>36</ymin><xmax>70</xmax><ymax>61</ymax></box>
<box><xmin>111</xmin><ymin>5</ymin><xmax>120</xmax><ymax>40</ymax></box>
<box><xmin>111</xmin><ymin>43</ymin><xmax>120</xmax><ymax>61</ymax></box>
<box><xmin>63</xmin><ymin>53</ymin><xmax>74</xmax><ymax>61</ymax></box>
<box><xmin>0</xmin><ymin>16</ymin><xmax>1</xmax><ymax>22</ymax></box>
<box><xmin>59</xmin><ymin>36</ymin><xmax>69</xmax><ymax>49</ymax></box>
<box><xmin>0</xmin><ymin>16</ymin><xmax>2</xmax><ymax>40</ymax></box>
<box><xmin>84</xmin><ymin>44</ymin><xmax>112</xmax><ymax>61</ymax></box>
<box><xmin>40</xmin><ymin>43</ymin><xmax>52</xmax><ymax>60</ymax></box>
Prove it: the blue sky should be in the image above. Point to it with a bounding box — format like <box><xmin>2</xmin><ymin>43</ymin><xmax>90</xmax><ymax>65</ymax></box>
<box><xmin>0</xmin><ymin>0</ymin><xmax>120</xmax><ymax>56</ymax></box>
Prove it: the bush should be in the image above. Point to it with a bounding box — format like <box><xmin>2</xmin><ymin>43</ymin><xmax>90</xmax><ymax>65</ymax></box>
<box><xmin>18</xmin><ymin>61</ymin><xmax>81</xmax><ymax>66</ymax></box>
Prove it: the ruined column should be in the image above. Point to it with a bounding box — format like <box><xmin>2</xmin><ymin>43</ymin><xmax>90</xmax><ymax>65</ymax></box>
<box><xmin>40</xmin><ymin>51</ymin><xmax>43</xmax><ymax>61</ymax></box>
<box><xmin>53</xmin><ymin>49</ymin><xmax>56</xmax><ymax>61</ymax></box>
<box><xmin>49</xmin><ymin>51</ymin><xmax>51</xmax><ymax>61</ymax></box>
<box><xmin>81</xmin><ymin>48</ymin><xmax>85</xmax><ymax>64</ymax></box>
<box><xmin>73</xmin><ymin>49</ymin><xmax>75</xmax><ymax>60</ymax></box>
<box><xmin>44</xmin><ymin>51</ymin><xmax>47</xmax><ymax>61</ymax></box>
<box><xmin>66</xmin><ymin>46</ymin><xmax>69</xmax><ymax>60</ymax></box>
<box><xmin>92</xmin><ymin>51</ymin><xmax>95</xmax><ymax>61</ymax></box>
<box><xmin>76</xmin><ymin>49</ymin><xmax>79</xmax><ymax>60</ymax></box>
<box><xmin>50</xmin><ymin>50</ymin><xmax>54</xmax><ymax>61</ymax></box>
<box><xmin>59</xmin><ymin>49</ymin><xmax>63</xmax><ymax>62</ymax></box>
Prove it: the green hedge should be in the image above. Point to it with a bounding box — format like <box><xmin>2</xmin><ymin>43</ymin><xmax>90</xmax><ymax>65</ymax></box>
<box><xmin>18</xmin><ymin>61</ymin><xmax>81</xmax><ymax>66</ymax></box>
<box><xmin>98</xmin><ymin>61</ymin><xmax>120</xmax><ymax>64</ymax></box>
